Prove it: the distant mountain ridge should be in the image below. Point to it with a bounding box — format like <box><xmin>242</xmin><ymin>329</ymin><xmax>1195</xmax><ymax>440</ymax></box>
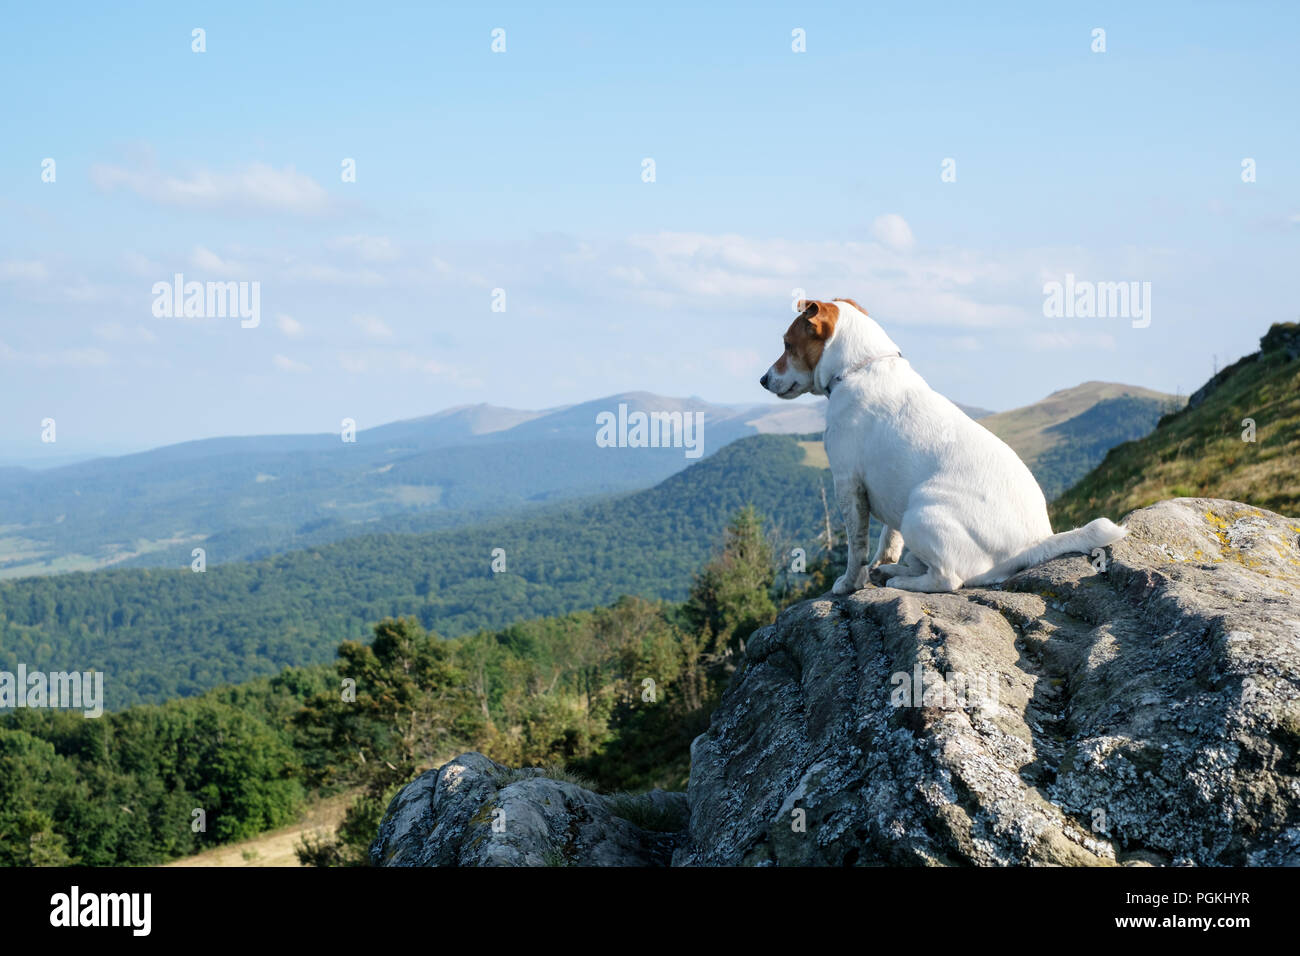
<box><xmin>0</xmin><ymin>392</ymin><xmax>840</xmax><ymax>579</ymax></box>
<box><xmin>0</xmin><ymin>381</ymin><xmax>1162</xmax><ymax>578</ymax></box>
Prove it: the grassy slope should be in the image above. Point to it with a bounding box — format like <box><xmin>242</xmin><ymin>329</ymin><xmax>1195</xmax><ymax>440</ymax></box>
<box><xmin>1051</xmin><ymin>348</ymin><xmax>1300</xmax><ymax>527</ymax></box>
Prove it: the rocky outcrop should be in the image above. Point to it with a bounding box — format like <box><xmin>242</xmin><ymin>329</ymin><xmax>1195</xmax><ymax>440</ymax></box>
<box><xmin>374</xmin><ymin>498</ymin><xmax>1300</xmax><ymax>866</ymax></box>
<box><xmin>1260</xmin><ymin>322</ymin><xmax>1300</xmax><ymax>361</ymax></box>
<box><xmin>370</xmin><ymin>752</ymin><xmax>687</xmax><ymax>866</ymax></box>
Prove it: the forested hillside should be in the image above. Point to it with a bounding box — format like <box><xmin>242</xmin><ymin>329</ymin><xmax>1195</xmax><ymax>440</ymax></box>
<box><xmin>0</xmin><ymin>669</ymin><xmax>328</xmax><ymax>865</ymax></box>
<box><xmin>0</xmin><ymin>434</ymin><xmax>832</xmax><ymax>708</ymax></box>
<box><xmin>2</xmin><ymin>506</ymin><xmax>833</xmax><ymax>866</ymax></box>
<box><xmin>1029</xmin><ymin>395</ymin><xmax>1171</xmax><ymax>499</ymax></box>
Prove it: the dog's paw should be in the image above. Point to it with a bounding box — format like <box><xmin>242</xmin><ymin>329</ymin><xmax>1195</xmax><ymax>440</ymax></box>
<box><xmin>869</xmin><ymin>562</ymin><xmax>905</xmax><ymax>585</ymax></box>
<box><xmin>832</xmin><ymin>567</ymin><xmax>871</xmax><ymax>595</ymax></box>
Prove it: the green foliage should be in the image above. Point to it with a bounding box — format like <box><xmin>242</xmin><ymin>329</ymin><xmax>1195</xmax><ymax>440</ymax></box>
<box><xmin>2</xmin><ymin>501</ymin><xmax>815</xmax><ymax>866</ymax></box>
<box><xmin>286</xmin><ymin>506</ymin><xmax>789</xmax><ymax>863</ymax></box>
<box><xmin>0</xmin><ymin>681</ymin><xmax>311</xmax><ymax>865</ymax></box>
<box><xmin>291</xmin><ymin>617</ymin><xmax>485</xmax><ymax>864</ymax></box>
<box><xmin>683</xmin><ymin>505</ymin><xmax>777</xmax><ymax>652</ymax></box>
<box><xmin>570</xmin><ymin>510</ymin><xmax>785</xmax><ymax>792</ymax></box>
<box><xmin>0</xmin><ymin>727</ymin><xmax>81</xmax><ymax>866</ymax></box>
<box><xmin>603</xmin><ymin>792</ymin><xmax>691</xmax><ymax>833</ymax></box>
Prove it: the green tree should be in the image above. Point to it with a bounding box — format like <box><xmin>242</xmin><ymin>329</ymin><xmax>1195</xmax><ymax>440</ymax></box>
<box><xmin>295</xmin><ymin>617</ymin><xmax>484</xmax><ymax>865</ymax></box>
<box><xmin>683</xmin><ymin>505</ymin><xmax>778</xmax><ymax>653</ymax></box>
<box><xmin>0</xmin><ymin>727</ymin><xmax>80</xmax><ymax>866</ymax></box>
<box><xmin>577</xmin><ymin>510</ymin><xmax>780</xmax><ymax>791</ymax></box>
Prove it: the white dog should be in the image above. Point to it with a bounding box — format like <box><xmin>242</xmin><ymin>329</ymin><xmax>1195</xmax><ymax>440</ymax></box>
<box><xmin>760</xmin><ymin>298</ymin><xmax>1127</xmax><ymax>594</ymax></box>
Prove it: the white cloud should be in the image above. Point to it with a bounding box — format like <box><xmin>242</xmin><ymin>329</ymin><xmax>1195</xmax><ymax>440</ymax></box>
<box><xmin>609</xmin><ymin>264</ymin><xmax>648</xmax><ymax>286</ymax></box>
<box><xmin>166</xmin><ymin>246</ymin><xmax>385</xmax><ymax>288</ymax></box>
<box><xmin>190</xmin><ymin>246</ymin><xmax>248</xmax><ymax>275</ymax></box>
<box><xmin>277</xmin><ymin>314</ymin><xmax>304</xmax><ymax>337</ymax></box>
<box><xmin>352</xmin><ymin>314</ymin><xmax>393</xmax><ymax>339</ymax></box>
<box><xmin>282</xmin><ymin>260</ymin><xmax>387</xmax><ymax>286</ymax></box>
<box><xmin>1027</xmin><ymin>330</ymin><xmax>1117</xmax><ymax>351</ymax></box>
<box><xmin>91</xmin><ymin>158</ymin><xmax>332</xmax><ymax>216</ymax></box>
<box><xmin>93</xmin><ymin>323</ymin><xmax>157</xmax><ymax>344</ymax></box>
<box><xmin>395</xmin><ymin>353</ymin><xmax>449</xmax><ymax>375</ymax></box>
<box><xmin>611</xmin><ymin>231</ymin><xmax>1027</xmax><ymax>329</ymax></box>
<box><xmin>62</xmin><ymin>280</ymin><xmax>119</xmax><ymax>304</ymax></box>
<box><xmin>711</xmin><ymin>347</ymin><xmax>763</xmax><ymax>377</ymax></box>
<box><xmin>0</xmin><ymin>339</ymin><xmax>113</xmax><ymax>367</ymax></box>
<box><xmin>336</xmin><ymin>348</ymin><xmax>480</xmax><ymax>386</ymax></box>
<box><xmin>0</xmin><ymin>261</ymin><xmax>48</xmax><ymax>281</ymax></box>
<box><xmin>273</xmin><ymin>354</ymin><xmax>311</xmax><ymax>373</ymax></box>
<box><xmin>338</xmin><ymin>351</ymin><xmax>369</xmax><ymax>374</ymax></box>
<box><xmin>870</xmin><ymin>213</ymin><xmax>915</xmax><ymax>252</ymax></box>
<box><xmin>330</xmin><ymin>235</ymin><xmax>399</xmax><ymax>261</ymax></box>
<box><xmin>122</xmin><ymin>252</ymin><xmax>162</xmax><ymax>278</ymax></box>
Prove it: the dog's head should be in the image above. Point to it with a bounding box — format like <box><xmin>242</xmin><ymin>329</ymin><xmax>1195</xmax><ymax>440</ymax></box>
<box><xmin>760</xmin><ymin>299</ymin><xmax>862</xmax><ymax>399</ymax></box>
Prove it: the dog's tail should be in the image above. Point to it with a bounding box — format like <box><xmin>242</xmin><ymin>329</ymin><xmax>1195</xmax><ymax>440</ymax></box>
<box><xmin>965</xmin><ymin>518</ymin><xmax>1128</xmax><ymax>587</ymax></box>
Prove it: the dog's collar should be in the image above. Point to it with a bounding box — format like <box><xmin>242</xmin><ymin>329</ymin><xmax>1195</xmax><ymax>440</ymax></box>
<box><xmin>825</xmin><ymin>351</ymin><xmax>902</xmax><ymax>396</ymax></box>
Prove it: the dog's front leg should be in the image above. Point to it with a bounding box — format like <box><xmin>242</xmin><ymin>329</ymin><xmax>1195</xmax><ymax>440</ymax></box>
<box><xmin>832</xmin><ymin>478</ymin><xmax>872</xmax><ymax>595</ymax></box>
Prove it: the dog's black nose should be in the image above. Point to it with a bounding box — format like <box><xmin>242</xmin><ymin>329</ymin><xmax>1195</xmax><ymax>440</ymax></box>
<box><xmin>760</xmin><ymin>373</ymin><xmax>769</xmax><ymax>389</ymax></box>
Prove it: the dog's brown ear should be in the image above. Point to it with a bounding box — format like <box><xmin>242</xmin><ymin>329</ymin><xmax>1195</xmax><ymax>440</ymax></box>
<box><xmin>832</xmin><ymin>297</ymin><xmax>867</xmax><ymax>316</ymax></box>
<box><xmin>797</xmin><ymin>299</ymin><xmax>838</xmax><ymax>339</ymax></box>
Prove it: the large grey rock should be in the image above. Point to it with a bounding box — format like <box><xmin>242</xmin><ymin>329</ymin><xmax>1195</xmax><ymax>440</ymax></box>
<box><xmin>676</xmin><ymin>498</ymin><xmax>1300</xmax><ymax>866</ymax></box>
<box><xmin>373</xmin><ymin>498</ymin><xmax>1300</xmax><ymax>866</ymax></box>
<box><xmin>370</xmin><ymin>752</ymin><xmax>686</xmax><ymax>866</ymax></box>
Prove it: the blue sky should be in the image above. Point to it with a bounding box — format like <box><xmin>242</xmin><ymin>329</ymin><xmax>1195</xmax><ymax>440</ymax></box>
<box><xmin>2</xmin><ymin>1</ymin><xmax>1297</xmax><ymax>459</ymax></box>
